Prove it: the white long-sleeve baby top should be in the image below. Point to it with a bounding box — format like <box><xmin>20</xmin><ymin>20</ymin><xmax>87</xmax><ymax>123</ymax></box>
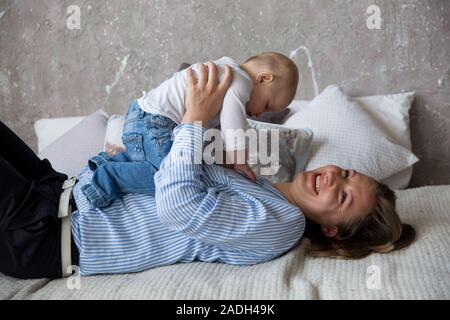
<box><xmin>137</xmin><ymin>56</ymin><xmax>253</xmax><ymax>151</ymax></box>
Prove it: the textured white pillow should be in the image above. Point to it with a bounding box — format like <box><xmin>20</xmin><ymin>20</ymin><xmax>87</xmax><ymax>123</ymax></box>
<box><xmin>37</xmin><ymin>109</ymin><xmax>109</xmax><ymax>177</ymax></box>
<box><xmin>355</xmin><ymin>93</ymin><xmax>415</xmax><ymax>189</ymax></box>
<box><xmin>284</xmin><ymin>85</ymin><xmax>418</xmax><ymax>187</ymax></box>
<box><xmin>355</xmin><ymin>93</ymin><xmax>414</xmax><ymax>150</ymax></box>
<box><xmin>284</xmin><ymin>90</ymin><xmax>416</xmax><ymax>189</ymax></box>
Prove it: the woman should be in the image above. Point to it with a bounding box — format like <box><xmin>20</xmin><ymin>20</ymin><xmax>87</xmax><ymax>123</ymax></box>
<box><xmin>0</xmin><ymin>62</ymin><xmax>415</xmax><ymax>279</ymax></box>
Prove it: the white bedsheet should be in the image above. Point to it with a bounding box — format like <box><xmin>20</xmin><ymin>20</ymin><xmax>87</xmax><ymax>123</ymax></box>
<box><xmin>1</xmin><ymin>185</ymin><xmax>449</xmax><ymax>300</ymax></box>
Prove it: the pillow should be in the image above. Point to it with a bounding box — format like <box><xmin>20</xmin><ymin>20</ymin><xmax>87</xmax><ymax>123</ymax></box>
<box><xmin>246</xmin><ymin>119</ymin><xmax>313</xmax><ymax>183</ymax></box>
<box><xmin>283</xmin><ymin>85</ymin><xmax>418</xmax><ymax>187</ymax></box>
<box><xmin>35</xmin><ymin>116</ymin><xmax>85</xmax><ymax>153</ymax></box>
<box><xmin>103</xmin><ymin>115</ymin><xmax>314</xmax><ymax>183</ymax></box>
<box><xmin>37</xmin><ymin>109</ymin><xmax>109</xmax><ymax>177</ymax></box>
<box><xmin>284</xmin><ymin>90</ymin><xmax>416</xmax><ymax>189</ymax></box>
<box><xmin>354</xmin><ymin>92</ymin><xmax>415</xmax><ymax>189</ymax></box>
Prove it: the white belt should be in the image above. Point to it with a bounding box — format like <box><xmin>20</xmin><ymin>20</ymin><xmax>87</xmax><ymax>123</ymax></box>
<box><xmin>58</xmin><ymin>177</ymin><xmax>77</xmax><ymax>278</ymax></box>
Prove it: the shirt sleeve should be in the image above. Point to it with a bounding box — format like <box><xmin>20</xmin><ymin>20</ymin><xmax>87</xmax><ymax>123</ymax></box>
<box><xmin>219</xmin><ymin>74</ymin><xmax>251</xmax><ymax>152</ymax></box>
<box><xmin>154</xmin><ymin>124</ymin><xmax>304</xmax><ymax>254</ymax></box>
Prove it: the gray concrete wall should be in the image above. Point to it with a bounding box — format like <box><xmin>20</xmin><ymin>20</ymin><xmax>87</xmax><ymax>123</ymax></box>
<box><xmin>0</xmin><ymin>0</ymin><xmax>449</xmax><ymax>187</ymax></box>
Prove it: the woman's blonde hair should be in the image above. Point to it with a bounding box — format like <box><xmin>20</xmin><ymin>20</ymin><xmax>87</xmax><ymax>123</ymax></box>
<box><xmin>303</xmin><ymin>180</ymin><xmax>416</xmax><ymax>259</ymax></box>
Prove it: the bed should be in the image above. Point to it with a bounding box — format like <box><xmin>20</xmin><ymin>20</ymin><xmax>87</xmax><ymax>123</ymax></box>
<box><xmin>1</xmin><ymin>184</ymin><xmax>449</xmax><ymax>299</ymax></box>
<box><xmin>1</xmin><ymin>87</ymin><xmax>449</xmax><ymax>300</ymax></box>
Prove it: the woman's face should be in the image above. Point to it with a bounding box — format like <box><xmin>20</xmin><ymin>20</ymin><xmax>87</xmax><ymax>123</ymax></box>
<box><xmin>290</xmin><ymin>165</ymin><xmax>376</xmax><ymax>229</ymax></box>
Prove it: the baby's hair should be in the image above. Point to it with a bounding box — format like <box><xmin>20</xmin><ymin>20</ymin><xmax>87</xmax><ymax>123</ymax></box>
<box><xmin>244</xmin><ymin>52</ymin><xmax>299</xmax><ymax>99</ymax></box>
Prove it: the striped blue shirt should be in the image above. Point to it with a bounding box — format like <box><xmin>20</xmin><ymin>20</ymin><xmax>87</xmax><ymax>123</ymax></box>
<box><xmin>71</xmin><ymin>124</ymin><xmax>306</xmax><ymax>276</ymax></box>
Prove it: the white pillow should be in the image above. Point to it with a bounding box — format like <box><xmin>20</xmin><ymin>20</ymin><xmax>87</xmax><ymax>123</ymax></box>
<box><xmin>284</xmin><ymin>90</ymin><xmax>416</xmax><ymax>189</ymax></box>
<box><xmin>283</xmin><ymin>85</ymin><xmax>418</xmax><ymax>188</ymax></box>
<box><xmin>356</xmin><ymin>92</ymin><xmax>415</xmax><ymax>189</ymax></box>
<box><xmin>35</xmin><ymin>116</ymin><xmax>85</xmax><ymax>153</ymax></box>
<box><xmin>37</xmin><ymin>110</ymin><xmax>109</xmax><ymax>177</ymax></box>
<box><xmin>103</xmin><ymin>115</ymin><xmax>314</xmax><ymax>183</ymax></box>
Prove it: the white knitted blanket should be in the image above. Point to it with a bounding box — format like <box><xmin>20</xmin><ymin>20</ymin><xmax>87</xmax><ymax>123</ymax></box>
<box><xmin>1</xmin><ymin>185</ymin><xmax>449</xmax><ymax>299</ymax></box>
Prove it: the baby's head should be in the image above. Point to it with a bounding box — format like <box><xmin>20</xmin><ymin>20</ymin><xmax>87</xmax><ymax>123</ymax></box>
<box><xmin>240</xmin><ymin>52</ymin><xmax>299</xmax><ymax>118</ymax></box>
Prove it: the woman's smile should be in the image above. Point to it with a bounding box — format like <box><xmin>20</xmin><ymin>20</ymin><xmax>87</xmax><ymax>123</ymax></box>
<box><xmin>311</xmin><ymin>173</ymin><xmax>324</xmax><ymax>195</ymax></box>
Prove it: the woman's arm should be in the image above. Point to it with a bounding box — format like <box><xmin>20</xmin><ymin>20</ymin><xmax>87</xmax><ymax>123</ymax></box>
<box><xmin>181</xmin><ymin>61</ymin><xmax>233</xmax><ymax>126</ymax></box>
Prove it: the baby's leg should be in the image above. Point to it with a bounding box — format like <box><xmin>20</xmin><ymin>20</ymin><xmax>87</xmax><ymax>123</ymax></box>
<box><xmin>140</xmin><ymin>113</ymin><xmax>177</xmax><ymax>168</ymax></box>
<box><xmin>81</xmin><ymin>160</ymin><xmax>158</xmax><ymax>208</ymax></box>
<box><xmin>81</xmin><ymin>100</ymin><xmax>148</xmax><ymax>207</ymax></box>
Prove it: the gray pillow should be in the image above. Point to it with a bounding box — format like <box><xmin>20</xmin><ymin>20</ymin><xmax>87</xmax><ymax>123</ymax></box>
<box><xmin>38</xmin><ymin>109</ymin><xmax>108</xmax><ymax>178</ymax></box>
<box><xmin>247</xmin><ymin>119</ymin><xmax>313</xmax><ymax>183</ymax></box>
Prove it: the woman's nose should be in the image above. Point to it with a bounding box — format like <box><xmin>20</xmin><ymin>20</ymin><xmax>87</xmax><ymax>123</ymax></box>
<box><xmin>325</xmin><ymin>171</ymin><xmax>340</xmax><ymax>187</ymax></box>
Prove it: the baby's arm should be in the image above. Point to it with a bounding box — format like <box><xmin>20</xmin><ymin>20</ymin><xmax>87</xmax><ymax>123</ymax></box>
<box><xmin>219</xmin><ymin>71</ymin><xmax>251</xmax><ymax>152</ymax></box>
<box><xmin>216</xmin><ymin>67</ymin><xmax>255</xmax><ymax>180</ymax></box>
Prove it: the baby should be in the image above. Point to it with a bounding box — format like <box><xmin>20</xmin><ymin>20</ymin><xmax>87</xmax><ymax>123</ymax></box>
<box><xmin>82</xmin><ymin>52</ymin><xmax>299</xmax><ymax>208</ymax></box>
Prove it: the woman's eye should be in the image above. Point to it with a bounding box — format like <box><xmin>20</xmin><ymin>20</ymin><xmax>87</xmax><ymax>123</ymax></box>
<box><xmin>342</xmin><ymin>169</ymin><xmax>349</xmax><ymax>178</ymax></box>
<box><xmin>341</xmin><ymin>192</ymin><xmax>347</xmax><ymax>204</ymax></box>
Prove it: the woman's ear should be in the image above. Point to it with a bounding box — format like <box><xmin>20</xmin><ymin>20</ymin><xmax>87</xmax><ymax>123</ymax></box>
<box><xmin>256</xmin><ymin>72</ymin><xmax>274</xmax><ymax>84</ymax></box>
<box><xmin>321</xmin><ymin>225</ymin><xmax>338</xmax><ymax>238</ymax></box>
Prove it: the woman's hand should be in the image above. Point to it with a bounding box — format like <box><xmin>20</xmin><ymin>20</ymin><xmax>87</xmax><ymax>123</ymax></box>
<box><xmin>181</xmin><ymin>61</ymin><xmax>233</xmax><ymax>126</ymax></box>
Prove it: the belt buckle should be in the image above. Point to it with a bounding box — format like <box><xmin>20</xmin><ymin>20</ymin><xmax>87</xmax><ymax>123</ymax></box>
<box><xmin>63</xmin><ymin>177</ymin><xmax>77</xmax><ymax>189</ymax></box>
<box><xmin>58</xmin><ymin>177</ymin><xmax>76</xmax><ymax>219</ymax></box>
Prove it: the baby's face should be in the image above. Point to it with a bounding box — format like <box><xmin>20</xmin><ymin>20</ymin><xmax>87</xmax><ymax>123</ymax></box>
<box><xmin>245</xmin><ymin>82</ymin><xmax>293</xmax><ymax>118</ymax></box>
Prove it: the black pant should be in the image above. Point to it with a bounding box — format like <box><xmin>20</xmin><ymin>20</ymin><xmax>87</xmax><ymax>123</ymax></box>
<box><xmin>0</xmin><ymin>120</ymin><xmax>79</xmax><ymax>279</ymax></box>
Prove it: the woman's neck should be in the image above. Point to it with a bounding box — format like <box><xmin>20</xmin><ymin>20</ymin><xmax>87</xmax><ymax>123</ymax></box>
<box><xmin>273</xmin><ymin>182</ymin><xmax>312</xmax><ymax>221</ymax></box>
<box><xmin>272</xmin><ymin>182</ymin><xmax>296</xmax><ymax>206</ymax></box>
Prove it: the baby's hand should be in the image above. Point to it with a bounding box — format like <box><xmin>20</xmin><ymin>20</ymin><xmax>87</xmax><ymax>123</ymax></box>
<box><xmin>105</xmin><ymin>143</ymin><xmax>126</xmax><ymax>157</ymax></box>
<box><xmin>233</xmin><ymin>164</ymin><xmax>257</xmax><ymax>182</ymax></box>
